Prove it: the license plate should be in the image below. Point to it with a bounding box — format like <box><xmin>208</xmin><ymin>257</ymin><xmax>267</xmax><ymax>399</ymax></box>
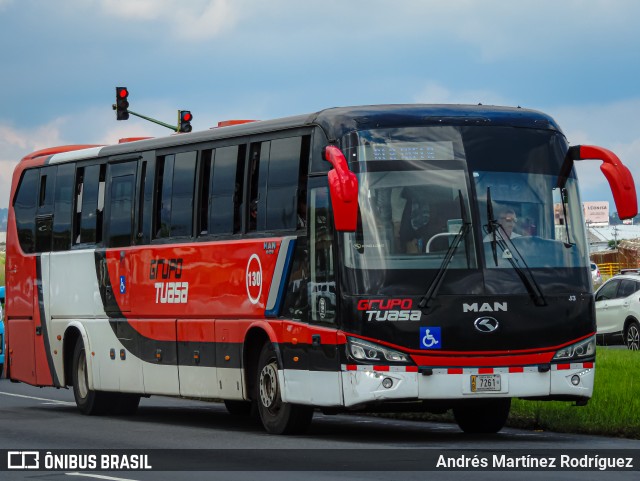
<box><xmin>470</xmin><ymin>374</ymin><xmax>501</xmax><ymax>392</ymax></box>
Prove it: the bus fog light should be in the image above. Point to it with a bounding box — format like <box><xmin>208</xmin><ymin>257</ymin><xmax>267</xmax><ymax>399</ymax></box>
<box><xmin>571</xmin><ymin>375</ymin><xmax>580</xmax><ymax>386</ymax></box>
<box><xmin>382</xmin><ymin>377</ymin><xmax>393</xmax><ymax>389</ymax></box>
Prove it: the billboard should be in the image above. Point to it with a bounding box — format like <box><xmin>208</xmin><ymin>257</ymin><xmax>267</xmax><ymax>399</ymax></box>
<box><xmin>583</xmin><ymin>201</ymin><xmax>609</xmax><ymax>226</ymax></box>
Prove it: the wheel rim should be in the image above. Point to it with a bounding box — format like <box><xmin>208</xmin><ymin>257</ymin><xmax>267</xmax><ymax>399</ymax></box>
<box><xmin>77</xmin><ymin>349</ymin><xmax>88</xmax><ymax>399</ymax></box>
<box><xmin>259</xmin><ymin>361</ymin><xmax>280</xmax><ymax>413</ymax></box>
<box><xmin>627</xmin><ymin>325</ymin><xmax>640</xmax><ymax>351</ymax></box>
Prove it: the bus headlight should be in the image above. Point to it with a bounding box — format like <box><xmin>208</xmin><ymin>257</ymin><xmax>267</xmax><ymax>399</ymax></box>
<box><xmin>346</xmin><ymin>337</ymin><xmax>411</xmax><ymax>364</ymax></box>
<box><xmin>552</xmin><ymin>336</ymin><xmax>596</xmax><ymax>361</ymax></box>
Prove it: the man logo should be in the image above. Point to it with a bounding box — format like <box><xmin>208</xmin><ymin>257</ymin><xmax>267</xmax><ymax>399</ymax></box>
<box><xmin>474</xmin><ymin>317</ymin><xmax>499</xmax><ymax>333</ymax></box>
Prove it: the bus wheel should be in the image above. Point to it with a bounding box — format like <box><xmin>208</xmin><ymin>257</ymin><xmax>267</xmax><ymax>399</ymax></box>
<box><xmin>625</xmin><ymin>320</ymin><xmax>640</xmax><ymax>350</ymax></box>
<box><xmin>72</xmin><ymin>339</ymin><xmax>112</xmax><ymax>415</ymax></box>
<box><xmin>256</xmin><ymin>343</ymin><xmax>313</xmax><ymax>434</ymax></box>
<box><xmin>453</xmin><ymin>398</ymin><xmax>511</xmax><ymax>434</ymax></box>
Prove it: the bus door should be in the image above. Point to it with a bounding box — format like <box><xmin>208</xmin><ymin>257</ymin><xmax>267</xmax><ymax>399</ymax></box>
<box><xmin>104</xmin><ymin>161</ymin><xmax>138</xmax><ymax>313</ymax></box>
<box><xmin>307</xmin><ymin>186</ymin><xmax>341</xmax><ymax>403</ymax></box>
<box><xmin>6</xmin><ymin>168</ymin><xmax>36</xmax><ymax>382</ymax></box>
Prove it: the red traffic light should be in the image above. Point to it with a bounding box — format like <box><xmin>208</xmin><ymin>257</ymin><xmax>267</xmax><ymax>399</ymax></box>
<box><xmin>178</xmin><ymin>110</ymin><xmax>192</xmax><ymax>133</ymax></box>
<box><xmin>115</xmin><ymin>87</ymin><xmax>129</xmax><ymax>120</ymax></box>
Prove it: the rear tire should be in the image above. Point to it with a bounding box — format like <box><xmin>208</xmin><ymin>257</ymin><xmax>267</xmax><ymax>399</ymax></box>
<box><xmin>72</xmin><ymin>339</ymin><xmax>113</xmax><ymax>415</ymax></box>
<box><xmin>625</xmin><ymin>320</ymin><xmax>640</xmax><ymax>350</ymax></box>
<box><xmin>256</xmin><ymin>343</ymin><xmax>313</xmax><ymax>434</ymax></box>
<box><xmin>453</xmin><ymin>398</ymin><xmax>511</xmax><ymax>434</ymax></box>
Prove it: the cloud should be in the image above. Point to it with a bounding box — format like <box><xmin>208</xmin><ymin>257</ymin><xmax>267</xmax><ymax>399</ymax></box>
<box><xmin>414</xmin><ymin>82</ymin><xmax>510</xmax><ymax>106</ymax></box>
<box><xmin>98</xmin><ymin>0</ymin><xmax>237</xmax><ymax>40</ymax></box>
<box><xmin>0</xmin><ymin>120</ymin><xmax>67</xmax><ymax>207</ymax></box>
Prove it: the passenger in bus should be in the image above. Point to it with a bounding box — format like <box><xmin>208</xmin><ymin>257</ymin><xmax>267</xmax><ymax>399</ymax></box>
<box><xmin>484</xmin><ymin>207</ymin><xmax>521</xmax><ymax>241</ymax></box>
<box><xmin>399</xmin><ymin>187</ymin><xmax>432</xmax><ymax>253</ymax></box>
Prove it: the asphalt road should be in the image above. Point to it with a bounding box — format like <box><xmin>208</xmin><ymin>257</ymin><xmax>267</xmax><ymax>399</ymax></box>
<box><xmin>0</xmin><ymin>378</ymin><xmax>638</xmax><ymax>481</ymax></box>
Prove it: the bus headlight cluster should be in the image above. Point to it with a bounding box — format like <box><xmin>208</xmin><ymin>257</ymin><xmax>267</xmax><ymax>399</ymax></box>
<box><xmin>347</xmin><ymin>337</ymin><xmax>411</xmax><ymax>364</ymax></box>
<box><xmin>552</xmin><ymin>336</ymin><xmax>596</xmax><ymax>361</ymax></box>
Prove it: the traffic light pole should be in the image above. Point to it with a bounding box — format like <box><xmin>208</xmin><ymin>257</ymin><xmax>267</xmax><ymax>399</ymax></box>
<box><xmin>126</xmin><ymin>110</ymin><xmax>179</xmax><ymax>132</ymax></box>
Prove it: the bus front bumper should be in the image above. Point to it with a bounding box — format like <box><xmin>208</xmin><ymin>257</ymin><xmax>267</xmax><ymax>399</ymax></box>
<box><xmin>340</xmin><ymin>362</ymin><xmax>594</xmax><ymax>407</ymax></box>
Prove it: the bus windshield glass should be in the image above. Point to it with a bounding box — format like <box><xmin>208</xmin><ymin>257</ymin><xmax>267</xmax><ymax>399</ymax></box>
<box><xmin>339</xmin><ymin>125</ymin><xmax>589</xmax><ymax>295</ymax></box>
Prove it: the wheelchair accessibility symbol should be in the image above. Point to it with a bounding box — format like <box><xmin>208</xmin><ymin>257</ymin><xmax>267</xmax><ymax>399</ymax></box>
<box><xmin>420</xmin><ymin>327</ymin><xmax>441</xmax><ymax>349</ymax></box>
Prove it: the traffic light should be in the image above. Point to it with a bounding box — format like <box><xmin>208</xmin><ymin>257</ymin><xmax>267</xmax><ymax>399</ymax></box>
<box><xmin>178</xmin><ymin>110</ymin><xmax>192</xmax><ymax>133</ymax></box>
<box><xmin>114</xmin><ymin>87</ymin><xmax>129</xmax><ymax>120</ymax></box>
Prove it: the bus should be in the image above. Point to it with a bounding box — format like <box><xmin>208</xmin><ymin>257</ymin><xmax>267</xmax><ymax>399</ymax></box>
<box><xmin>5</xmin><ymin>104</ymin><xmax>637</xmax><ymax>434</ymax></box>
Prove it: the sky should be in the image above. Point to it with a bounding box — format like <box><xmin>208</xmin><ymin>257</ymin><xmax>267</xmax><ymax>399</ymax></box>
<box><xmin>1</xmin><ymin>0</ymin><xmax>639</xmax><ymax>212</ymax></box>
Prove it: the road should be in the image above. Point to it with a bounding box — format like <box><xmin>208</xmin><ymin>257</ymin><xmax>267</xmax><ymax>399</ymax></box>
<box><xmin>0</xmin><ymin>378</ymin><xmax>638</xmax><ymax>481</ymax></box>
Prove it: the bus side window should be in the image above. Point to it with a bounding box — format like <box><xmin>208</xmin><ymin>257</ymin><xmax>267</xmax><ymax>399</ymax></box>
<box><xmin>198</xmin><ymin>149</ymin><xmax>213</xmax><ymax>235</ymax></box>
<box><xmin>310</xmin><ymin>187</ymin><xmax>336</xmax><ymax>323</ymax></box>
<box><xmin>171</xmin><ymin>151</ymin><xmax>197</xmax><ymax>237</ymax></box>
<box><xmin>154</xmin><ymin>155</ymin><xmax>174</xmax><ymax>239</ymax></box>
<box><xmin>13</xmin><ymin>169</ymin><xmax>39</xmax><ymax>254</ymax></box>
<box><xmin>52</xmin><ymin>163</ymin><xmax>75</xmax><ymax>251</ymax></box>
<box><xmin>153</xmin><ymin>151</ymin><xmax>197</xmax><ymax>239</ymax></box>
<box><xmin>247</xmin><ymin>142</ymin><xmax>265</xmax><ymax>232</ymax></box>
<box><xmin>209</xmin><ymin>145</ymin><xmax>242</xmax><ymax>235</ymax></box>
<box><xmin>35</xmin><ymin>166</ymin><xmax>56</xmax><ymax>253</ymax></box>
<box><xmin>77</xmin><ymin>164</ymin><xmax>105</xmax><ymax>245</ymax></box>
<box><xmin>106</xmin><ymin>162</ymin><xmax>137</xmax><ymax>248</ymax></box>
<box><xmin>266</xmin><ymin>136</ymin><xmax>305</xmax><ymax>231</ymax></box>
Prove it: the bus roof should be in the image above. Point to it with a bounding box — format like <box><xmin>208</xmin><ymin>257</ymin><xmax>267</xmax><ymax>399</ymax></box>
<box><xmin>29</xmin><ymin>104</ymin><xmax>562</xmax><ymax>165</ymax></box>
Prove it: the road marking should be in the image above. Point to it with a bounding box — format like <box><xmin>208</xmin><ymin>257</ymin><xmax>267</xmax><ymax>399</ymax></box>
<box><xmin>0</xmin><ymin>391</ymin><xmax>74</xmax><ymax>405</ymax></box>
<box><xmin>66</xmin><ymin>473</ymin><xmax>141</xmax><ymax>481</ymax></box>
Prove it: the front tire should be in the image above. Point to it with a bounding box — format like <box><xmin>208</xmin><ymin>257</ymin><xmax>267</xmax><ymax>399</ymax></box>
<box><xmin>626</xmin><ymin>320</ymin><xmax>640</xmax><ymax>350</ymax></box>
<box><xmin>256</xmin><ymin>343</ymin><xmax>313</xmax><ymax>434</ymax></box>
<box><xmin>72</xmin><ymin>339</ymin><xmax>113</xmax><ymax>415</ymax></box>
<box><xmin>453</xmin><ymin>398</ymin><xmax>511</xmax><ymax>434</ymax></box>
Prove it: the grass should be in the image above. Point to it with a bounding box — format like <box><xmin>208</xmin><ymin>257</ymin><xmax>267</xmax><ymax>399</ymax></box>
<box><xmin>509</xmin><ymin>348</ymin><xmax>640</xmax><ymax>438</ymax></box>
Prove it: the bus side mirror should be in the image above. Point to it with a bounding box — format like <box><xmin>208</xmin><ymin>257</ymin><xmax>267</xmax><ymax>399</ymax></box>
<box><xmin>570</xmin><ymin>145</ymin><xmax>638</xmax><ymax>219</ymax></box>
<box><xmin>324</xmin><ymin>145</ymin><xmax>358</xmax><ymax>232</ymax></box>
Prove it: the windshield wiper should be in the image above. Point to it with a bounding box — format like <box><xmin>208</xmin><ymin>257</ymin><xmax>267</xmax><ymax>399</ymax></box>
<box><xmin>486</xmin><ymin>187</ymin><xmax>499</xmax><ymax>266</ymax></box>
<box><xmin>419</xmin><ymin>192</ymin><xmax>470</xmax><ymax>309</ymax></box>
<box><xmin>485</xmin><ymin>191</ymin><xmax>547</xmax><ymax>307</ymax></box>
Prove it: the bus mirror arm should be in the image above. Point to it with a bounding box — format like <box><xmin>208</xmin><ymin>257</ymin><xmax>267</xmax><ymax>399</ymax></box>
<box><xmin>569</xmin><ymin>145</ymin><xmax>638</xmax><ymax>219</ymax></box>
<box><xmin>324</xmin><ymin>145</ymin><xmax>359</xmax><ymax>231</ymax></box>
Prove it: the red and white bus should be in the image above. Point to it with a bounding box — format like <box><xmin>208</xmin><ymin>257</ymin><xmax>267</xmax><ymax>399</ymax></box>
<box><xmin>5</xmin><ymin>105</ymin><xmax>637</xmax><ymax>434</ymax></box>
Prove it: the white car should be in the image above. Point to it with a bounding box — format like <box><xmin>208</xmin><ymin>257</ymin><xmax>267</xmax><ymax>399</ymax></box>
<box><xmin>594</xmin><ymin>274</ymin><xmax>640</xmax><ymax>350</ymax></box>
<box><xmin>591</xmin><ymin>262</ymin><xmax>603</xmax><ymax>289</ymax></box>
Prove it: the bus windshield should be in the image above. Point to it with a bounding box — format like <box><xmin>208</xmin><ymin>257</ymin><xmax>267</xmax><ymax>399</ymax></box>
<box><xmin>339</xmin><ymin>125</ymin><xmax>589</xmax><ymax>296</ymax></box>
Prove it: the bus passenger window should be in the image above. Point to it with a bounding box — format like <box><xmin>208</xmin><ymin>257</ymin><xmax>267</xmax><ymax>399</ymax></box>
<box><xmin>153</xmin><ymin>152</ymin><xmax>197</xmax><ymax>239</ymax></box>
<box><xmin>155</xmin><ymin>155</ymin><xmax>174</xmax><ymax>238</ymax></box>
<box><xmin>77</xmin><ymin>164</ymin><xmax>104</xmax><ymax>245</ymax></box>
<box><xmin>247</xmin><ymin>143</ymin><xmax>263</xmax><ymax>232</ymax></box>
<box><xmin>210</xmin><ymin>145</ymin><xmax>242</xmax><ymax>235</ymax></box>
<box><xmin>171</xmin><ymin>151</ymin><xmax>196</xmax><ymax>237</ymax></box>
<box><xmin>52</xmin><ymin>163</ymin><xmax>75</xmax><ymax>251</ymax></box>
<box><xmin>35</xmin><ymin>166</ymin><xmax>56</xmax><ymax>253</ymax></box>
<box><xmin>310</xmin><ymin>187</ymin><xmax>336</xmax><ymax>323</ymax></box>
<box><xmin>198</xmin><ymin>149</ymin><xmax>213</xmax><ymax>235</ymax></box>
<box><xmin>266</xmin><ymin>136</ymin><xmax>304</xmax><ymax>231</ymax></box>
<box><xmin>14</xmin><ymin>169</ymin><xmax>39</xmax><ymax>254</ymax></box>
